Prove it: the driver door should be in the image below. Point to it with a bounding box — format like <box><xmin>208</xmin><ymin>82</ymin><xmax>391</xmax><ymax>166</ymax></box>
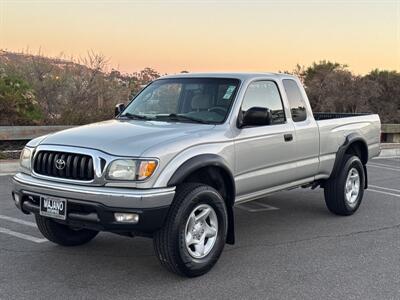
<box><xmin>234</xmin><ymin>80</ymin><xmax>297</xmax><ymax>199</ymax></box>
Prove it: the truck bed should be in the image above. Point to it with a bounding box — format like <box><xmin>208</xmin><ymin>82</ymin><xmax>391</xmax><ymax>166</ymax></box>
<box><xmin>315</xmin><ymin>113</ymin><xmax>381</xmax><ymax>179</ymax></box>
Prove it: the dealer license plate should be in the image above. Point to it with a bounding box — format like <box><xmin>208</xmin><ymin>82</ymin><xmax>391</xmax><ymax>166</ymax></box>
<box><xmin>39</xmin><ymin>195</ymin><xmax>67</xmax><ymax>220</ymax></box>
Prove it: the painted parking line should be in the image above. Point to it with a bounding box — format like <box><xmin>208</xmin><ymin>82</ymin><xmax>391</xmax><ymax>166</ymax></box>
<box><xmin>0</xmin><ymin>214</ymin><xmax>46</xmax><ymax>243</ymax></box>
<box><xmin>369</xmin><ymin>185</ymin><xmax>400</xmax><ymax>194</ymax></box>
<box><xmin>372</xmin><ymin>156</ymin><xmax>400</xmax><ymax>160</ymax></box>
<box><xmin>0</xmin><ymin>215</ymin><xmax>36</xmax><ymax>227</ymax></box>
<box><xmin>237</xmin><ymin>201</ymin><xmax>279</xmax><ymax>212</ymax></box>
<box><xmin>368</xmin><ymin>164</ymin><xmax>400</xmax><ymax>172</ymax></box>
<box><xmin>0</xmin><ymin>227</ymin><xmax>47</xmax><ymax>243</ymax></box>
<box><xmin>369</xmin><ymin>162</ymin><xmax>400</xmax><ymax>169</ymax></box>
<box><xmin>367</xmin><ymin>189</ymin><xmax>400</xmax><ymax>198</ymax></box>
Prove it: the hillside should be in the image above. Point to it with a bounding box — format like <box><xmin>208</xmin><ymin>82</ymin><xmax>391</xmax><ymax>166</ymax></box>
<box><xmin>0</xmin><ymin>50</ymin><xmax>399</xmax><ymax>125</ymax></box>
<box><xmin>0</xmin><ymin>50</ymin><xmax>160</xmax><ymax>126</ymax></box>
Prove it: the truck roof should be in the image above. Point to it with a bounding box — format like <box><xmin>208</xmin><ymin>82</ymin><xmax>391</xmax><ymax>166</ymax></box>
<box><xmin>160</xmin><ymin>72</ymin><xmax>298</xmax><ymax>81</ymax></box>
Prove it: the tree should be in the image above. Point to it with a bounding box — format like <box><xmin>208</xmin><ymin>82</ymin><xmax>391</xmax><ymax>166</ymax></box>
<box><xmin>58</xmin><ymin>52</ymin><xmax>132</xmax><ymax>124</ymax></box>
<box><xmin>0</xmin><ymin>71</ymin><xmax>42</xmax><ymax>125</ymax></box>
<box><xmin>299</xmin><ymin>61</ymin><xmax>381</xmax><ymax>115</ymax></box>
<box><xmin>365</xmin><ymin>70</ymin><xmax>400</xmax><ymax>123</ymax></box>
<box><xmin>128</xmin><ymin>67</ymin><xmax>161</xmax><ymax>98</ymax></box>
<box><xmin>301</xmin><ymin>61</ymin><xmax>348</xmax><ymax>111</ymax></box>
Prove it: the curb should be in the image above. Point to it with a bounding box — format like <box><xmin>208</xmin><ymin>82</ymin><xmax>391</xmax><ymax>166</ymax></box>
<box><xmin>0</xmin><ymin>160</ymin><xmax>19</xmax><ymax>175</ymax></box>
<box><xmin>379</xmin><ymin>147</ymin><xmax>400</xmax><ymax>158</ymax></box>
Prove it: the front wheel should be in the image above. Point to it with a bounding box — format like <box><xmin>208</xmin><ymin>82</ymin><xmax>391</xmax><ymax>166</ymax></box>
<box><xmin>324</xmin><ymin>154</ymin><xmax>365</xmax><ymax>216</ymax></box>
<box><xmin>153</xmin><ymin>183</ymin><xmax>228</xmax><ymax>277</ymax></box>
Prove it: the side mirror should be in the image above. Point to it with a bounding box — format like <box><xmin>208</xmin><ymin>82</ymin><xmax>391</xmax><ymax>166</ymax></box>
<box><xmin>114</xmin><ymin>103</ymin><xmax>125</xmax><ymax>117</ymax></box>
<box><xmin>240</xmin><ymin>107</ymin><xmax>272</xmax><ymax>127</ymax></box>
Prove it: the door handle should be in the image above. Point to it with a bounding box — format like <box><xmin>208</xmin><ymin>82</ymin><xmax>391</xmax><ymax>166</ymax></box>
<box><xmin>284</xmin><ymin>134</ymin><xmax>293</xmax><ymax>142</ymax></box>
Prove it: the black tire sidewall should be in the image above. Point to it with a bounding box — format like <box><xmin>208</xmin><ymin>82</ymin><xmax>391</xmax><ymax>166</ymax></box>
<box><xmin>35</xmin><ymin>214</ymin><xmax>98</xmax><ymax>246</ymax></box>
<box><xmin>175</xmin><ymin>187</ymin><xmax>228</xmax><ymax>275</ymax></box>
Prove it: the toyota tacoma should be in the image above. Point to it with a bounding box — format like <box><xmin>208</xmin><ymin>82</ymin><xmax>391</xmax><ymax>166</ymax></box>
<box><xmin>12</xmin><ymin>73</ymin><xmax>381</xmax><ymax>277</ymax></box>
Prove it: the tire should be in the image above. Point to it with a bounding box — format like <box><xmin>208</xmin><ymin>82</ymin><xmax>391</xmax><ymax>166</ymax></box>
<box><xmin>324</xmin><ymin>154</ymin><xmax>365</xmax><ymax>216</ymax></box>
<box><xmin>35</xmin><ymin>215</ymin><xmax>99</xmax><ymax>246</ymax></box>
<box><xmin>153</xmin><ymin>183</ymin><xmax>228</xmax><ymax>277</ymax></box>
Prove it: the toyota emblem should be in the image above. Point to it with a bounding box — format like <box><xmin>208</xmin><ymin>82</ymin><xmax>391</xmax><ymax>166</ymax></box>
<box><xmin>55</xmin><ymin>158</ymin><xmax>66</xmax><ymax>170</ymax></box>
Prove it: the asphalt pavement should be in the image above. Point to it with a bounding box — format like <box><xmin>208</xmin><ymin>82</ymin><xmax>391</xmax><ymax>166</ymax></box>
<box><xmin>0</xmin><ymin>157</ymin><xmax>399</xmax><ymax>299</ymax></box>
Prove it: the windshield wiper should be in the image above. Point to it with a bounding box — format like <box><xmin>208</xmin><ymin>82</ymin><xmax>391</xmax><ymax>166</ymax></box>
<box><xmin>121</xmin><ymin>112</ymin><xmax>153</xmax><ymax>120</ymax></box>
<box><xmin>155</xmin><ymin>114</ymin><xmax>208</xmax><ymax>124</ymax></box>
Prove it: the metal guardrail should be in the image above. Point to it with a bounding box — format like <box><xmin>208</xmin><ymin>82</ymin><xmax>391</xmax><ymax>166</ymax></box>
<box><xmin>381</xmin><ymin>124</ymin><xmax>400</xmax><ymax>143</ymax></box>
<box><xmin>381</xmin><ymin>124</ymin><xmax>400</xmax><ymax>133</ymax></box>
<box><xmin>0</xmin><ymin>126</ymin><xmax>74</xmax><ymax>141</ymax></box>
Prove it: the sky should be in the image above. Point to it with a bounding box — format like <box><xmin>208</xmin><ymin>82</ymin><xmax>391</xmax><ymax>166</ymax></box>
<box><xmin>0</xmin><ymin>0</ymin><xmax>399</xmax><ymax>75</ymax></box>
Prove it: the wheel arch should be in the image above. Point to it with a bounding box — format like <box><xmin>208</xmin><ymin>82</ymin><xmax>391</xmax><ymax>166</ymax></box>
<box><xmin>330</xmin><ymin>133</ymin><xmax>369</xmax><ymax>188</ymax></box>
<box><xmin>168</xmin><ymin>154</ymin><xmax>236</xmax><ymax>244</ymax></box>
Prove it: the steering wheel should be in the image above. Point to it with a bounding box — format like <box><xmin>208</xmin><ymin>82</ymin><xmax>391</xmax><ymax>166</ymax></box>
<box><xmin>208</xmin><ymin>106</ymin><xmax>227</xmax><ymax>116</ymax></box>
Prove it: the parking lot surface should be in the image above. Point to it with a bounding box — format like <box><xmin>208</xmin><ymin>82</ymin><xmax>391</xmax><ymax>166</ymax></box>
<box><xmin>0</xmin><ymin>157</ymin><xmax>399</xmax><ymax>299</ymax></box>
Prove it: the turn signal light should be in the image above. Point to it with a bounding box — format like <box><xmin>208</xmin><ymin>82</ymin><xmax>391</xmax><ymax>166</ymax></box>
<box><xmin>138</xmin><ymin>161</ymin><xmax>157</xmax><ymax>180</ymax></box>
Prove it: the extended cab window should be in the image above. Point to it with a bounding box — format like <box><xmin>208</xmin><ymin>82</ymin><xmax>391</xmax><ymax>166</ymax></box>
<box><xmin>282</xmin><ymin>79</ymin><xmax>307</xmax><ymax>122</ymax></box>
<box><xmin>240</xmin><ymin>81</ymin><xmax>285</xmax><ymax>125</ymax></box>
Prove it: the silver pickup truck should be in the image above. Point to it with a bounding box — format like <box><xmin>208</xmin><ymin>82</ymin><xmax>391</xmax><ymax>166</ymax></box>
<box><xmin>12</xmin><ymin>73</ymin><xmax>381</xmax><ymax>277</ymax></box>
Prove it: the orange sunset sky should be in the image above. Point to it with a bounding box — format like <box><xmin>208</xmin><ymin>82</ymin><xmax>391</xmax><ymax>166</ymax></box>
<box><xmin>1</xmin><ymin>0</ymin><xmax>399</xmax><ymax>75</ymax></box>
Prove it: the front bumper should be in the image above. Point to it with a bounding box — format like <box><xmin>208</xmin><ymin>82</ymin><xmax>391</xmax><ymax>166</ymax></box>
<box><xmin>12</xmin><ymin>173</ymin><xmax>175</xmax><ymax>234</ymax></box>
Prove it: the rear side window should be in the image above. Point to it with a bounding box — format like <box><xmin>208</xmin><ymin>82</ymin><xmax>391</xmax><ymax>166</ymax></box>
<box><xmin>241</xmin><ymin>81</ymin><xmax>285</xmax><ymax>125</ymax></box>
<box><xmin>282</xmin><ymin>79</ymin><xmax>307</xmax><ymax>122</ymax></box>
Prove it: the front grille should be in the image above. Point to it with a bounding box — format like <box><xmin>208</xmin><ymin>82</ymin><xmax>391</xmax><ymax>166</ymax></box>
<box><xmin>33</xmin><ymin>151</ymin><xmax>94</xmax><ymax>180</ymax></box>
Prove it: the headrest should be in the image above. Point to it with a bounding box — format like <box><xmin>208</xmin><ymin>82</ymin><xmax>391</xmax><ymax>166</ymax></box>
<box><xmin>191</xmin><ymin>94</ymin><xmax>211</xmax><ymax>110</ymax></box>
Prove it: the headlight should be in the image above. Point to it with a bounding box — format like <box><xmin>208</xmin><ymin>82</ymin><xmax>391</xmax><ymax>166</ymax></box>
<box><xmin>107</xmin><ymin>159</ymin><xmax>157</xmax><ymax>181</ymax></box>
<box><xmin>108</xmin><ymin>160</ymin><xmax>137</xmax><ymax>180</ymax></box>
<box><xmin>20</xmin><ymin>147</ymin><xmax>33</xmax><ymax>172</ymax></box>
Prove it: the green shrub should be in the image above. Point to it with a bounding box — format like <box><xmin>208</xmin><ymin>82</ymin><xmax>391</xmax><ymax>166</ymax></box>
<box><xmin>0</xmin><ymin>71</ymin><xmax>43</xmax><ymax>125</ymax></box>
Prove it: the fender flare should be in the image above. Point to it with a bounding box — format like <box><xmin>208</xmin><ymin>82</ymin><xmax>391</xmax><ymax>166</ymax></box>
<box><xmin>167</xmin><ymin>154</ymin><xmax>236</xmax><ymax>244</ymax></box>
<box><xmin>330</xmin><ymin>133</ymin><xmax>369</xmax><ymax>188</ymax></box>
<box><xmin>168</xmin><ymin>154</ymin><xmax>233</xmax><ymax>188</ymax></box>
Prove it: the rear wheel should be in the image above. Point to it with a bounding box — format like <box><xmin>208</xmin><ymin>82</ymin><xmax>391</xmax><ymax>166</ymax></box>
<box><xmin>324</xmin><ymin>154</ymin><xmax>365</xmax><ymax>215</ymax></box>
<box><xmin>153</xmin><ymin>183</ymin><xmax>228</xmax><ymax>277</ymax></box>
<box><xmin>35</xmin><ymin>215</ymin><xmax>98</xmax><ymax>246</ymax></box>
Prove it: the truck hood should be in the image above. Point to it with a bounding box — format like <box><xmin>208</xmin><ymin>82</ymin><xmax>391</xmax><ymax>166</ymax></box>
<box><xmin>40</xmin><ymin>119</ymin><xmax>215</xmax><ymax>157</ymax></box>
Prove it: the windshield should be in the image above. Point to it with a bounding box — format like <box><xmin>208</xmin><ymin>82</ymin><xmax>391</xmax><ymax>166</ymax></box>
<box><xmin>120</xmin><ymin>78</ymin><xmax>240</xmax><ymax>124</ymax></box>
